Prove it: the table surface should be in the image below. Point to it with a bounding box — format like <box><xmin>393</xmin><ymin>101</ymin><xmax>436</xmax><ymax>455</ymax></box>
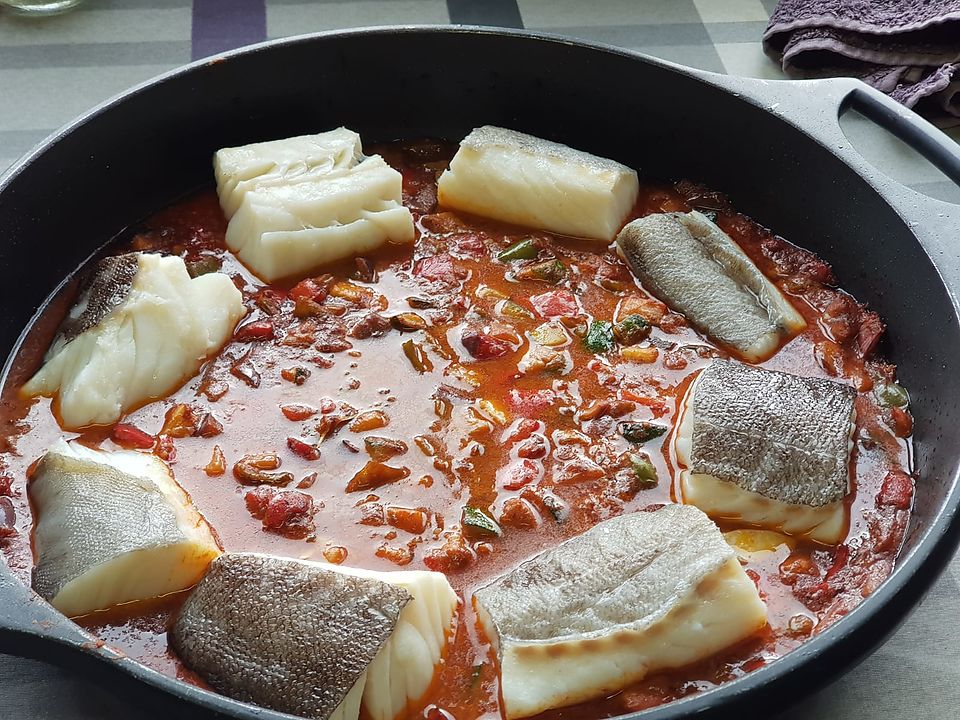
<box><xmin>2</xmin><ymin>1</ymin><xmax>960</xmax><ymax>718</ymax></box>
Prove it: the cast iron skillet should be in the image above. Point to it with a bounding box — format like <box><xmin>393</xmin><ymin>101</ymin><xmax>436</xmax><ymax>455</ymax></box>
<box><xmin>2</xmin><ymin>25</ymin><xmax>960</xmax><ymax>720</ymax></box>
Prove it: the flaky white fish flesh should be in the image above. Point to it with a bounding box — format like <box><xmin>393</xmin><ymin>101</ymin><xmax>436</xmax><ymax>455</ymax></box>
<box><xmin>30</xmin><ymin>440</ymin><xmax>220</xmax><ymax>617</ymax></box>
<box><xmin>329</xmin><ymin>566</ymin><xmax>458</xmax><ymax>720</ymax></box>
<box><xmin>473</xmin><ymin>505</ymin><xmax>767</xmax><ymax>719</ymax></box>
<box><xmin>23</xmin><ymin>252</ymin><xmax>244</xmax><ymax>429</ymax></box>
<box><xmin>677</xmin><ymin>360</ymin><xmax>856</xmax><ymax>544</ymax></box>
<box><xmin>616</xmin><ymin>211</ymin><xmax>805</xmax><ymax>361</ymax></box>
<box><xmin>215</xmin><ymin>128</ymin><xmax>414</xmax><ymax>282</ymax></box>
<box><xmin>437</xmin><ymin>126</ymin><xmax>639</xmax><ymax>242</ymax></box>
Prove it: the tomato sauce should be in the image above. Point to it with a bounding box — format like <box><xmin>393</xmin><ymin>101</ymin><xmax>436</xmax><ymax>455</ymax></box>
<box><xmin>0</xmin><ymin>139</ymin><xmax>914</xmax><ymax>720</ymax></box>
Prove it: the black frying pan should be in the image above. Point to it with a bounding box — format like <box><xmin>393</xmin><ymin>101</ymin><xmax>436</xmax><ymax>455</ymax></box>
<box><xmin>2</xmin><ymin>26</ymin><xmax>960</xmax><ymax>720</ymax></box>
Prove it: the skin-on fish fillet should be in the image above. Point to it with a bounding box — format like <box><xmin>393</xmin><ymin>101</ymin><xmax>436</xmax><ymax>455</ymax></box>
<box><xmin>677</xmin><ymin>360</ymin><xmax>856</xmax><ymax>544</ymax></box>
<box><xmin>23</xmin><ymin>252</ymin><xmax>244</xmax><ymax>429</ymax></box>
<box><xmin>215</xmin><ymin>128</ymin><xmax>415</xmax><ymax>282</ymax></box>
<box><xmin>29</xmin><ymin>440</ymin><xmax>220</xmax><ymax>617</ymax></box>
<box><xmin>473</xmin><ymin>505</ymin><xmax>767</xmax><ymax>720</ymax></box>
<box><xmin>437</xmin><ymin>126</ymin><xmax>639</xmax><ymax>242</ymax></box>
<box><xmin>616</xmin><ymin>211</ymin><xmax>805</xmax><ymax>361</ymax></box>
<box><xmin>170</xmin><ymin>553</ymin><xmax>458</xmax><ymax>720</ymax></box>
<box><xmin>171</xmin><ymin>553</ymin><xmax>409</xmax><ymax>720</ymax></box>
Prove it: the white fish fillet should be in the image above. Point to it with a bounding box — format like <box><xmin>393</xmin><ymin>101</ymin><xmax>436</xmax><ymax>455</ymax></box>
<box><xmin>215</xmin><ymin>128</ymin><xmax>415</xmax><ymax>282</ymax></box>
<box><xmin>23</xmin><ymin>253</ymin><xmax>244</xmax><ymax>429</ymax></box>
<box><xmin>473</xmin><ymin>505</ymin><xmax>767</xmax><ymax>719</ymax></box>
<box><xmin>676</xmin><ymin>361</ymin><xmax>855</xmax><ymax>544</ymax></box>
<box><xmin>30</xmin><ymin>440</ymin><xmax>220</xmax><ymax>617</ymax></box>
<box><xmin>171</xmin><ymin>553</ymin><xmax>409</xmax><ymax>720</ymax></box>
<box><xmin>437</xmin><ymin>126</ymin><xmax>639</xmax><ymax>242</ymax></box>
<box><xmin>616</xmin><ymin>211</ymin><xmax>806</xmax><ymax>361</ymax></box>
<box><xmin>215</xmin><ymin>127</ymin><xmax>363</xmax><ymax>217</ymax></box>
<box><xmin>325</xmin><ymin>566</ymin><xmax>459</xmax><ymax>720</ymax></box>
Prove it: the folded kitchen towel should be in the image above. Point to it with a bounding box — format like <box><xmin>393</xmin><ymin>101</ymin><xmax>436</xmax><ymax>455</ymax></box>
<box><xmin>763</xmin><ymin>0</ymin><xmax>960</xmax><ymax>125</ymax></box>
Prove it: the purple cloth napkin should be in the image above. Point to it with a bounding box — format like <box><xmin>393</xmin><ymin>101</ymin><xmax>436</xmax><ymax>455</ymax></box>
<box><xmin>763</xmin><ymin>0</ymin><xmax>960</xmax><ymax>126</ymax></box>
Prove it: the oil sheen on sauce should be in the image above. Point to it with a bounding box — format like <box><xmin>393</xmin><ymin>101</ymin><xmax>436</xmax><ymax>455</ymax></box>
<box><xmin>0</xmin><ymin>140</ymin><xmax>914</xmax><ymax>720</ymax></box>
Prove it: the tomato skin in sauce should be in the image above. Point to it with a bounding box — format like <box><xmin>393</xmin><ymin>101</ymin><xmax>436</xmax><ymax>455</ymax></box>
<box><xmin>0</xmin><ymin>140</ymin><xmax>913</xmax><ymax>720</ymax></box>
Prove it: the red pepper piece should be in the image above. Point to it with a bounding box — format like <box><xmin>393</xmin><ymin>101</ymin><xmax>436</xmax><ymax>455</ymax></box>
<box><xmin>111</xmin><ymin>423</ymin><xmax>155</xmax><ymax>449</ymax></box>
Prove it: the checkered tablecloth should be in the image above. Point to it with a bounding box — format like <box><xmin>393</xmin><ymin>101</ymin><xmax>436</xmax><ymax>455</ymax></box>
<box><xmin>2</xmin><ymin>1</ymin><xmax>960</xmax><ymax>718</ymax></box>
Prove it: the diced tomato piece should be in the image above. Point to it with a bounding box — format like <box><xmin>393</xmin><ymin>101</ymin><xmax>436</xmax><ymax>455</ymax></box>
<box><xmin>154</xmin><ymin>435</ymin><xmax>177</xmax><ymax>462</ymax></box>
<box><xmin>319</xmin><ymin>398</ymin><xmax>337</xmax><ymax>414</ymax></box>
<box><xmin>856</xmin><ymin>310</ymin><xmax>885</xmax><ymax>358</ymax></box>
<box><xmin>508</xmin><ymin>388</ymin><xmax>555</xmax><ymax>418</ymax></box>
<box><xmin>289</xmin><ymin>277</ymin><xmax>332</xmax><ymax>303</ymax></box>
<box><xmin>287</xmin><ymin>437</ymin><xmax>320</xmax><ymax>461</ymax></box>
<box><xmin>461</xmin><ymin>330</ymin><xmax>513</xmax><ymax>360</ymax></box>
<box><xmin>376</xmin><ymin>543</ymin><xmax>414</xmax><ymax>566</ymax></box>
<box><xmin>530</xmin><ymin>289</ymin><xmax>578</xmax><ymax>318</ymax></box>
<box><xmin>262</xmin><ymin>490</ymin><xmax>314</xmax><ymax>531</ymax></box>
<box><xmin>386</xmin><ymin>506</ymin><xmax>429</xmax><ymax>535</ymax></box>
<box><xmin>415</xmin><ymin>255</ymin><xmax>463</xmax><ymax>284</ymax></box>
<box><xmin>0</xmin><ymin>474</ymin><xmax>11</xmax><ymax>496</ymax></box>
<box><xmin>878</xmin><ymin>469</ymin><xmax>913</xmax><ymax>510</ymax></box>
<box><xmin>235</xmin><ymin>320</ymin><xmax>275</xmax><ymax>342</ymax></box>
<box><xmin>890</xmin><ymin>407</ymin><xmax>913</xmax><ymax>438</ymax></box>
<box><xmin>281</xmin><ymin>404</ymin><xmax>317</xmax><ymax>421</ymax></box>
<box><xmin>244</xmin><ymin>486</ymin><xmax>277</xmax><ymax>517</ymax></box>
<box><xmin>358</xmin><ymin>501</ymin><xmax>385</xmax><ymax>526</ymax></box>
<box><xmin>500</xmin><ymin>459</ymin><xmax>540</xmax><ymax>491</ymax></box>
<box><xmin>111</xmin><ymin>423</ymin><xmax>155</xmax><ymax>449</ymax></box>
<box><xmin>516</xmin><ymin>435</ymin><xmax>548</xmax><ymax>459</ymax></box>
<box><xmin>423</xmin><ymin>532</ymin><xmax>475</xmax><ymax>573</ymax></box>
<box><xmin>195</xmin><ymin>412</ymin><xmax>223</xmax><ymax>438</ymax></box>
<box><xmin>507</xmin><ymin>418</ymin><xmax>540</xmax><ymax>443</ymax></box>
<box><xmin>0</xmin><ymin>497</ymin><xmax>16</xmax><ymax>538</ymax></box>
<box><xmin>160</xmin><ymin>403</ymin><xmax>196</xmax><ymax>438</ymax></box>
<box><xmin>499</xmin><ymin>498</ymin><xmax>540</xmax><ymax>530</ymax></box>
<box><xmin>451</xmin><ymin>234</ymin><xmax>487</xmax><ymax>257</ymax></box>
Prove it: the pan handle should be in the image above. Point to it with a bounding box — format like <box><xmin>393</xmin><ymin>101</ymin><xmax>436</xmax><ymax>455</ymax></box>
<box><xmin>0</xmin><ymin>558</ymin><xmax>117</xmax><ymax>660</ymax></box>
<box><xmin>681</xmin><ymin>71</ymin><xmax>960</xmax><ymax>284</ymax></box>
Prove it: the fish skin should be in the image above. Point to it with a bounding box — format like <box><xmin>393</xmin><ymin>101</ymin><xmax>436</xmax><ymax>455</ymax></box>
<box><xmin>171</xmin><ymin>553</ymin><xmax>410</xmax><ymax>720</ymax></box>
<box><xmin>30</xmin><ymin>440</ymin><xmax>220</xmax><ymax>616</ymax></box>
<box><xmin>53</xmin><ymin>253</ymin><xmax>138</xmax><ymax>348</ymax></box>
<box><xmin>688</xmin><ymin>360</ymin><xmax>856</xmax><ymax>506</ymax></box>
<box><xmin>474</xmin><ymin>505</ymin><xmax>767</xmax><ymax>718</ymax></box>
<box><xmin>616</xmin><ymin>211</ymin><xmax>805</xmax><ymax>361</ymax></box>
<box><xmin>475</xmin><ymin>506</ymin><xmax>734</xmax><ymax>641</ymax></box>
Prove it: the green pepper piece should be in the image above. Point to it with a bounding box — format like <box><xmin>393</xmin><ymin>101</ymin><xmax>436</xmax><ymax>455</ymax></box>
<box><xmin>500</xmin><ymin>300</ymin><xmax>535</xmax><ymax>320</ymax></box>
<box><xmin>619</xmin><ymin>421</ymin><xmax>668</xmax><ymax>444</ymax></box>
<box><xmin>462</xmin><ymin>506</ymin><xmax>502</xmax><ymax>538</ymax></box>
<box><xmin>613</xmin><ymin>314</ymin><xmax>651</xmax><ymax>346</ymax></box>
<box><xmin>497</xmin><ymin>239</ymin><xmax>539</xmax><ymax>262</ymax></box>
<box><xmin>517</xmin><ymin>259</ymin><xmax>566</xmax><ymax>284</ymax></box>
<box><xmin>402</xmin><ymin>339</ymin><xmax>433</xmax><ymax>374</ymax></box>
<box><xmin>185</xmin><ymin>255</ymin><xmax>222</xmax><ymax>278</ymax></box>
<box><xmin>583</xmin><ymin>321</ymin><xmax>615</xmax><ymax>353</ymax></box>
<box><xmin>876</xmin><ymin>382</ymin><xmax>909</xmax><ymax>408</ymax></box>
<box><xmin>631</xmin><ymin>454</ymin><xmax>659</xmax><ymax>489</ymax></box>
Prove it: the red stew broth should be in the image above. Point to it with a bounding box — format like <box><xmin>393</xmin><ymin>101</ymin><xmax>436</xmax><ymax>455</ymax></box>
<box><xmin>0</xmin><ymin>140</ymin><xmax>914</xmax><ymax>719</ymax></box>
